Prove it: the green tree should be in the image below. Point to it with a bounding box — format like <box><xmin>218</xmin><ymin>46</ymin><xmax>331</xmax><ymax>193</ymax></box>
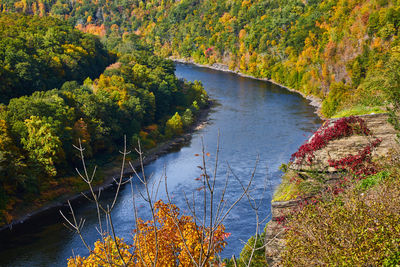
<box><xmin>321</xmin><ymin>82</ymin><xmax>348</xmax><ymax>117</ymax></box>
<box><xmin>366</xmin><ymin>46</ymin><xmax>400</xmax><ymax>137</ymax></box>
<box><xmin>165</xmin><ymin>112</ymin><xmax>183</xmax><ymax>138</ymax></box>
<box><xmin>238</xmin><ymin>233</ymin><xmax>267</xmax><ymax>266</ymax></box>
<box><xmin>22</xmin><ymin>116</ymin><xmax>64</xmax><ymax>177</ymax></box>
<box><xmin>351</xmin><ymin>60</ymin><xmax>362</xmax><ymax>87</ymax></box>
<box><xmin>182</xmin><ymin>108</ymin><xmax>193</xmax><ymax>128</ymax></box>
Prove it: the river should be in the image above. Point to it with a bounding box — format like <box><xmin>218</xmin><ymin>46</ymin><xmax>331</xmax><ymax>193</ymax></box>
<box><xmin>0</xmin><ymin>63</ymin><xmax>322</xmax><ymax>266</ymax></box>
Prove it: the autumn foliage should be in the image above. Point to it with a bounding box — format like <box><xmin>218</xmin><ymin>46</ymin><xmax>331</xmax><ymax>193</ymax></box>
<box><xmin>0</xmin><ymin>14</ymin><xmax>209</xmax><ymax>226</ymax></box>
<box><xmin>67</xmin><ymin>200</ymin><xmax>228</xmax><ymax>266</ymax></box>
<box><xmin>283</xmin><ymin>172</ymin><xmax>400</xmax><ymax>266</ymax></box>
<box><xmin>328</xmin><ymin>138</ymin><xmax>382</xmax><ymax>176</ymax></box>
<box><xmin>275</xmin><ymin>113</ymin><xmax>400</xmax><ymax>264</ymax></box>
<box><xmin>291</xmin><ymin>116</ymin><xmax>372</xmax><ymax>165</ymax></box>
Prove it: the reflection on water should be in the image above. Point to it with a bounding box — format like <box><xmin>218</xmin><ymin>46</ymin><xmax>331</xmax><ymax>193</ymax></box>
<box><xmin>0</xmin><ymin>63</ymin><xmax>322</xmax><ymax>266</ymax></box>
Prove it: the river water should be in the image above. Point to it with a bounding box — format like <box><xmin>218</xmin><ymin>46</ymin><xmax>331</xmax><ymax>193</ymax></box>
<box><xmin>0</xmin><ymin>63</ymin><xmax>321</xmax><ymax>266</ymax></box>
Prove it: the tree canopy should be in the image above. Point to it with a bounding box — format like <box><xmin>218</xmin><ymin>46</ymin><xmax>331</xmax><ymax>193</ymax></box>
<box><xmin>6</xmin><ymin>0</ymin><xmax>397</xmax><ymax>117</ymax></box>
<box><xmin>0</xmin><ymin>13</ymin><xmax>114</xmax><ymax>103</ymax></box>
<box><xmin>0</xmin><ymin>14</ymin><xmax>208</xmax><ymax>225</ymax></box>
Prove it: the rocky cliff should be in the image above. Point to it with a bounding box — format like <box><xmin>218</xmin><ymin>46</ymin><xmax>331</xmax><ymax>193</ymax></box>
<box><xmin>292</xmin><ymin>113</ymin><xmax>398</xmax><ymax>172</ymax></box>
<box><xmin>264</xmin><ymin>113</ymin><xmax>399</xmax><ymax>266</ymax></box>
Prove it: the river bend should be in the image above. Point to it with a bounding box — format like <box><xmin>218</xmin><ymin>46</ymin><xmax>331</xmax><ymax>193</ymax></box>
<box><xmin>0</xmin><ymin>63</ymin><xmax>322</xmax><ymax>266</ymax></box>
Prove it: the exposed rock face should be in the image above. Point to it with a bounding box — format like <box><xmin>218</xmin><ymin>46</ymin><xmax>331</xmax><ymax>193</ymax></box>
<box><xmin>265</xmin><ymin>199</ymin><xmax>302</xmax><ymax>266</ymax></box>
<box><xmin>264</xmin><ymin>113</ymin><xmax>399</xmax><ymax>266</ymax></box>
<box><xmin>291</xmin><ymin>113</ymin><xmax>399</xmax><ymax>172</ymax></box>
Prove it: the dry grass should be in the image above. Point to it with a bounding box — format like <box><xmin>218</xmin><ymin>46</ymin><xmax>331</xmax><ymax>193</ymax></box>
<box><xmin>282</xmin><ymin>167</ymin><xmax>400</xmax><ymax>266</ymax></box>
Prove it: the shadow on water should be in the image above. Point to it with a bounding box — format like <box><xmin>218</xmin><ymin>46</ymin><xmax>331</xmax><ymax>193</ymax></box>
<box><xmin>0</xmin><ymin>63</ymin><xmax>322</xmax><ymax>266</ymax></box>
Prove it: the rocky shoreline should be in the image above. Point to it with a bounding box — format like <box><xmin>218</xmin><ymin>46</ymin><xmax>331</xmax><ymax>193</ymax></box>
<box><xmin>0</xmin><ymin>100</ymin><xmax>214</xmax><ymax>235</ymax></box>
<box><xmin>171</xmin><ymin>57</ymin><xmax>324</xmax><ymax>119</ymax></box>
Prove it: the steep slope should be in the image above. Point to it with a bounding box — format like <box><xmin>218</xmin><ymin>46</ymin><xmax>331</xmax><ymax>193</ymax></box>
<box><xmin>267</xmin><ymin>114</ymin><xmax>400</xmax><ymax>265</ymax></box>
<box><xmin>3</xmin><ymin>0</ymin><xmax>400</xmax><ymax>117</ymax></box>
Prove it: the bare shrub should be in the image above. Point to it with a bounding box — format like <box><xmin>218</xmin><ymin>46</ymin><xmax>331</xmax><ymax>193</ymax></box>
<box><xmin>62</xmin><ymin>136</ymin><xmax>271</xmax><ymax>266</ymax></box>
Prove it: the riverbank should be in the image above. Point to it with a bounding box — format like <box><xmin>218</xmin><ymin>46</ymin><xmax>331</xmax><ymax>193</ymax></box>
<box><xmin>0</xmin><ymin>60</ymin><xmax>324</xmax><ymax>266</ymax></box>
<box><xmin>0</xmin><ymin>100</ymin><xmax>215</xmax><ymax>235</ymax></box>
<box><xmin>171</xmin><ymin>58</ymin><xmax>324</xmax><ymax>119</ymax></box>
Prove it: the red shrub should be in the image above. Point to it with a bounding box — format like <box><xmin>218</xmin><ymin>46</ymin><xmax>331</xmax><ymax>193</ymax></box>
<box><xmin>291</xmin><ymin>116</ymin><xmax>371</xmax><ymax>164</ymax></box>
<box><xmin>328</xmin><ymin>138</ymin><xmax>382</xmax><ymax>176</ymax></box>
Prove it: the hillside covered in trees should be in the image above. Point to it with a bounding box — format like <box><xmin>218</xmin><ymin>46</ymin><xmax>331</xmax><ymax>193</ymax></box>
<box><xmin>2</xmin><ymin>0</ymin><xmax>400</xmax><ymax>117</ymax></box>
<box><xmin>2</xmin><ymin>0</ymin><xmax>400</xmax><ymax>265</ymax></box>
<box><xmin>0</xmin><ymin>13</ymin><xmax>208</xmax><ymax>225</ymax></box>
<box><xmin>0</xmin><ymin>13</ymin><xmax>113</xmax><ymax>103</ymax></box>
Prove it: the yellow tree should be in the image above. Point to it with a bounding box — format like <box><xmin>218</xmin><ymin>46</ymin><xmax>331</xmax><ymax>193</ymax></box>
<box><xmin>165</xmin><ymin>112</ymin><xmax>183</xmax><ymax>138</ymax></box>
<box><xmin>67</xmin><ymin>200</ymin><xmax>228</xmax><ymax>266</ymax></box>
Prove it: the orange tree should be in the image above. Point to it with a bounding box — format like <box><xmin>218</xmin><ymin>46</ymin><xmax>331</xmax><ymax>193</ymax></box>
<box><xmin>67</xmin><ymin>200</ymin><xmax>228</xmax><ymax>266</ymax></box>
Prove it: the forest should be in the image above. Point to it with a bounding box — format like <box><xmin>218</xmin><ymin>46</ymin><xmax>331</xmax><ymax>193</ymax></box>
<box><xmin>2</xmin><ymin>0</ymin><xmax>400</xmax><ymax>117</ymax></box>
<box><xmin>0</xmin><ymin>13</ymin><xmax>208</xmax><ymax>225</ymax></box>
<box><xmin>0</xmin><ymin>13</ymin><xmax>113</xmax><ymax>103</ymax></box>
<box><xmin>1</xmin><ymin>0</ymin><xmax>400</xmax><ymax>265</ymax></box>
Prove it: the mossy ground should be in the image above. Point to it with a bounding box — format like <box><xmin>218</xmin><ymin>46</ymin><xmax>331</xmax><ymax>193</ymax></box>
<box><xmin>272</xmin><ymin>170</ymin><xmax>301</xmax><ymax>202</ymax></box>
<box><xmin>332</xmin><ymin>106</ymin><xmax>386</xmax><ymax>118</ymax></box>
